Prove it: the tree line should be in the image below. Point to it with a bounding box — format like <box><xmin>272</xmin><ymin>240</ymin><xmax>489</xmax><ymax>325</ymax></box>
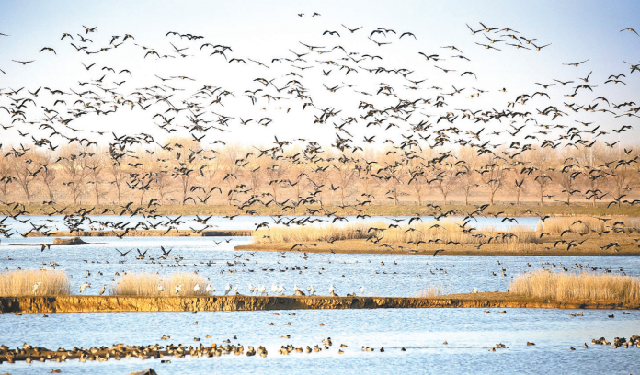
<box><xmin>0</xmin><ymin>138</ymin><xmax>638</xmax><ymax>211</ymax></box>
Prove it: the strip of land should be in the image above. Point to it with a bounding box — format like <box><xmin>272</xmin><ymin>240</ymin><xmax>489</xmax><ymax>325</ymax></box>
<box><xmin>235</xmin><ymin>239</ymin><xmax>640</xmax><ymax>256</ymax></box>
<box><xmin>25</xmin><ymin>229</ymin><xmax>252</xmax><ymax>238</ymax></box>
<box><xmin>0</xmin><ymin>293</ymin><xmax>637</xmax><ymax>314</ymax></box>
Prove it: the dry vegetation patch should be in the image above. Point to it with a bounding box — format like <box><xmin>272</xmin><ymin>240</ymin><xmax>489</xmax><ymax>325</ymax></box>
<box><xmin>110</xmin><ymin>272</ymin><xmax>210</xmax><ymax>297</ymax></box>
<box><xmin>255</xmin><ymin>220</ymin><xmax>541</xmax><ymax>249</ymax></box>
<box><xmin>509</xmin><ymin>270</ymin><xmax>640</xmax><ymax>303</ymax></box>
<box><xmin>0</xmin><ymin>269</ymin><xmax>70</xmax><ymax>296</ymax></box>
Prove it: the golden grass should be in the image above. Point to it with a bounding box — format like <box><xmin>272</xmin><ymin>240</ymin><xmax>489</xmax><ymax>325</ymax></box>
<box><xmin>255</xmin><ymin>220</ymin><xmax>542</xmax><ymax>250</ymax></box>
<box><xmin>0</xmin><ymin>269</ymin><xmax>70</xmax><ymax>296</ymax></box>
<box><xmin>538</xmin><ymin>216</ymin><xmax>640</xmax><ymax>234</ymax></box>
<box><xmin>415</xmin><ymin>285</ymin><xmax>444</xmax><ymax>298</ymax></box>
<box><xmin>509</xmin><ymin>269</ymin><xmax>640</xmax><ymax>302</ymax></box>
<box><xmin>110</xmin><ymin>272</ymin><xmax>210</xmax><ymax>297</ymax></box>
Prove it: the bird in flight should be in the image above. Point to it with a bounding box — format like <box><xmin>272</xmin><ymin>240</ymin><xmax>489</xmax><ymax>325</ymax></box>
<box><xmin>620</xmin><ymin>27</ymin><xmax>639</xmax><ymax>37</ymax></box>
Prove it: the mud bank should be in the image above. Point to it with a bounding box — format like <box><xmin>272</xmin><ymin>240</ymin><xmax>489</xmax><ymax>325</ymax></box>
<box><xmin>234</xmin><ymin>243</ymin><xmax>640</xmax><ymax>256</ymax></box>
<box><xmin>1</xmin><ymin>293</ymin><xmax>637</xmax><ymax>314</ymax></box>
<box><xmin>26</xmin><ymin>229</ymin><xmax>252</xmax><ymax>238</ymax></box>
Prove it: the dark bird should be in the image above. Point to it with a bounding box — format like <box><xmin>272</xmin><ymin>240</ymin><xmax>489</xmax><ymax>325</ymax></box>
<box><xmin>620</xmin><ymin>27</ymin><xmax>639</xmax><ymax>37</ymax></box>
<box><xmin>399</xmin><ymin>32</ymin><xmax>417</xmax><ymax>40</ymax></box>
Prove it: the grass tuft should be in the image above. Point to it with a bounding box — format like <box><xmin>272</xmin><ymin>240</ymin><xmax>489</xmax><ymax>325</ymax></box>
<box><xmin>509</xmin><ymin>269</ymin><xmax>640</xmax><ymax>302</ymax></box>
<box><xmin>0</xmin><ymin>269</ymin><xmax>70</xmax><ymax>296</ymax></box>
<box><xmin>110</xmin><ymin>272</ymin><xmax>210</xmax><ymax>297</ymax></box>
<box><xmin>415</xmin><ymin>285</ymin><xmax>445</xmax><ymax>298</ymax></box>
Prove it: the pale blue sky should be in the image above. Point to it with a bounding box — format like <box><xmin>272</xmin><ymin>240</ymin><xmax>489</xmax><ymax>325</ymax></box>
<box><xmin>0</xmin><ymin>0</ymin><xmax>638</xmax><ymax>147</ymax></box>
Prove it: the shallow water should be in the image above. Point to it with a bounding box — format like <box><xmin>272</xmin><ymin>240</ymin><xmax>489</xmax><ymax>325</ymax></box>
<box><xmin>2</xmin><ymin>236</ymin><xmax>638</xmax><ymax>296</ymax></box>
<box><xmin>1</xmin><ymin>215</ymin><xmax>639</xmax><ymax>374</ymax></box>
<box><xmin>0</xmin><ymin>308</ymin><xmax>638</xmax><ymax>375</ymax></box>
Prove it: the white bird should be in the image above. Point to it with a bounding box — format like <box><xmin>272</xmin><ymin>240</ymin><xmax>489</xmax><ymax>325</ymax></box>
<box><xmin>175</xmin><ymin>284</ymin><xmax>182</xmax><ymax>295</ymax></box>
<box><xmin>294</xmin><ymin>284</ymin><xmax>305</xmax><ymax>296</ymax></box>
<box><xmin>307</xmin><ymin>285</ymin><xmax>315</xmax><ymax>295</ymax></box>
<box><xmin>194</xmin><ymin>283</ymin><xmax>201</xmax><ymax>292</ymax></box>
<box><xmin>248</xmin><ymin>283</ymin><xmax>255</xmax><ymax>293</ymax></box>
<box><xmin>158</xmin><ymin>284</ymin><xmax>165</xmax><ymax>292</ymax></box>
<box><xmin>80</xmin><ymin>282</ymin><xmax>90</xmax><ymax>294</ymax></box>
<box><xmin>329</xmin><ymin>284</ymin><xmax>337</xmax><ymax>297</ymax></box>
<box><xmin>257</xmin><ymin>285</ymin><xmax>267</xmax><ymax>296</ymax></box>
<box><xmin>271</xmin><ymin>283</ymin><xmax>278</xmax><ymax>294</ymax></box>
<box><xmin>99</xmin><ymin>285</ymin><xmax>107</xmax><ymax>296</ymax></box>
<box><xmin>32</xmin><ymin>282</ymin><xmax>41</xmax><ymax>294</ymax></box>
<box><xmin>206</xmin><ymin>283</ymin><xmax>214</xmax><ymax>294</ymax></box>
<box><xmin>278</xmin><ymin>284</ymin><xmax>285</xmax><ymax>294</ymax></box>
<box><xmin>224</xmin><ymin>283</ymin><xmax>232</xmax><ymax>296</ymax></box>
<box><xmin>360</xmin><ymin>286</ymin><xmax>365</xmax><ymax>295</ymax></box>
<box><xmin>233</xmin><ymin>284</ymin><xmax>238</xmax><ymax>294</ymax></box>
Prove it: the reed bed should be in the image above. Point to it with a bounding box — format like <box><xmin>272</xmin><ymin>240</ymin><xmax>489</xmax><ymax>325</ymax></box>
<box><xmin>415</xmin><ymin>285</ymin><xmax>444</xmax><ymax>298</ymax></box>
<box><xmin>254</xmin><ymin>220</ymin><xmax>542</xmax><ymax>248</ymax></box>
<box><xmin>110</xmin><ymin>272</ymin><xmax>210</xmax><ymax>297</ymax></box>
<box><xmin>0</xmin><ymin>269</ymin><xmax>70</xmax><ymax>296</ymax></box>
<box><xmin>538</xmin><ymin>216</ymin><xmax>640</xmax><ymax>234</ymax></box>
<box><xmin>509</xmin><ymin>270</ymin><xmax>640</xmax><ymax>303</ymax></box>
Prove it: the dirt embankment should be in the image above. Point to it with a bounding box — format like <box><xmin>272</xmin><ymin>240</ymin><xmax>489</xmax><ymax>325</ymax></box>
<box><xmin>0</xmin><ymin>293</ymin><xmax>637</xmax><ymax>314</ymax></box>
<box><xmin>235</xmin><ymin>241</ymin><xmax>640</xmax><ymax>256</ymax></box>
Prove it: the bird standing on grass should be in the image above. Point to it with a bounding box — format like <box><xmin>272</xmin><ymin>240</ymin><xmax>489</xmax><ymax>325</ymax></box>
<box><xmin>329</xmin><ymin>284</ymin><xmax>338</xmax><ymax>297</ymax></box>
<box><xmin>32</xmin><ymin>282</ymin><xmax>41</xmax><ymax>294</ymax></box>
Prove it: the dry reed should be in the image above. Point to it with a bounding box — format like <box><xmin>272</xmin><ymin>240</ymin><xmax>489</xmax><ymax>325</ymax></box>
<box><xmin>0</xmin><ymin>269</ymin><xmax>70</xmax><ymax>296</ymax></box>
<box><xmin>254</xmin><ymin>220</ymin><xmax>542</xmax><ymax>249</ymax></box>
<box><xmin>415</xmin><ymin>285</ymin><xmax>444</xmax><ymax>298</ymax></box>
<box><xmin>538</xmin><ymin>216</ymin><xmax>640</xmax><ymax>234</ymax></box>
<box><xmin>110</xmin><ymin>272</ymin><xmax>210</xmax><ymax>297</ymax></box>
<box><xmin>509</xmin><ymin>269</ymin><xmax>640</xmax><ymax>302</ymax></box>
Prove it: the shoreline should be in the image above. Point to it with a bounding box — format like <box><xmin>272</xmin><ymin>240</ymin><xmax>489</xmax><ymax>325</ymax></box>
<box><xmin>25</xmin><ymin>229</ymin><xmax>252</xmax><ymax>238</ymax></box>
<box><xmin>234</xmin><ymin>243</ymin><xmax>640</xmax><ymax>257</ymax></box>
<box><xmin>1</xmin><ymin>293</ymin><xmax>638</xmax><ymax>314</ymax></box>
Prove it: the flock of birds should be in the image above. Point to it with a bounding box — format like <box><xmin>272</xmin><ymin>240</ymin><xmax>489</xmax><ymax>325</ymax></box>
<box><xmin>0</xmin><ymin>14</ymin><xmax>638</xmax><ymax>298</ymax></box>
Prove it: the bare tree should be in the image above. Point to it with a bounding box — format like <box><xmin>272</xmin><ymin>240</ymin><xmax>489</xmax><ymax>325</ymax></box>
<box><xmin>0</xmin><ymin>151</ymin><xmax>16</xmax><ymax>201</ymax></box>
<box><xmin>59</xmin><ymin>146</ymin><xmax>90</xmax><ymax>205</ymax></box>
<box><xmin>86</xmin><ymin>149</ymin><xmax>104</xmax><ymax>205</ymax></box>
<box><xmin>477</xmin><ymin>154</ymin><xmax>506</xmax><ymax>206</ymax></box>
<box><xmin>331</xmin><ymin>155</ymin><xmax>358</xmax><ymax>206</ymax></box>
<box><xmin>9</xmin><ymin>151</ymin><xmax>40</xmax><ymax>203</ymax></box>
<box><xmin>36</xmin><ymin>151</ymin><xmax>58</xmax><ymax>202</ymax></box>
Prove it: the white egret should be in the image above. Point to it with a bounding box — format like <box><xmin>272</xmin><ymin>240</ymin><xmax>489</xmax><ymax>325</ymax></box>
<box><xmin>80</xmin><ymin>282</ymin><xmax>90</xmax><ymax>294</ymax></box>
<box><xmin>32</xmin><ymin>282</ymin><xmax>41</xmax><ymax>295</ymax></box>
